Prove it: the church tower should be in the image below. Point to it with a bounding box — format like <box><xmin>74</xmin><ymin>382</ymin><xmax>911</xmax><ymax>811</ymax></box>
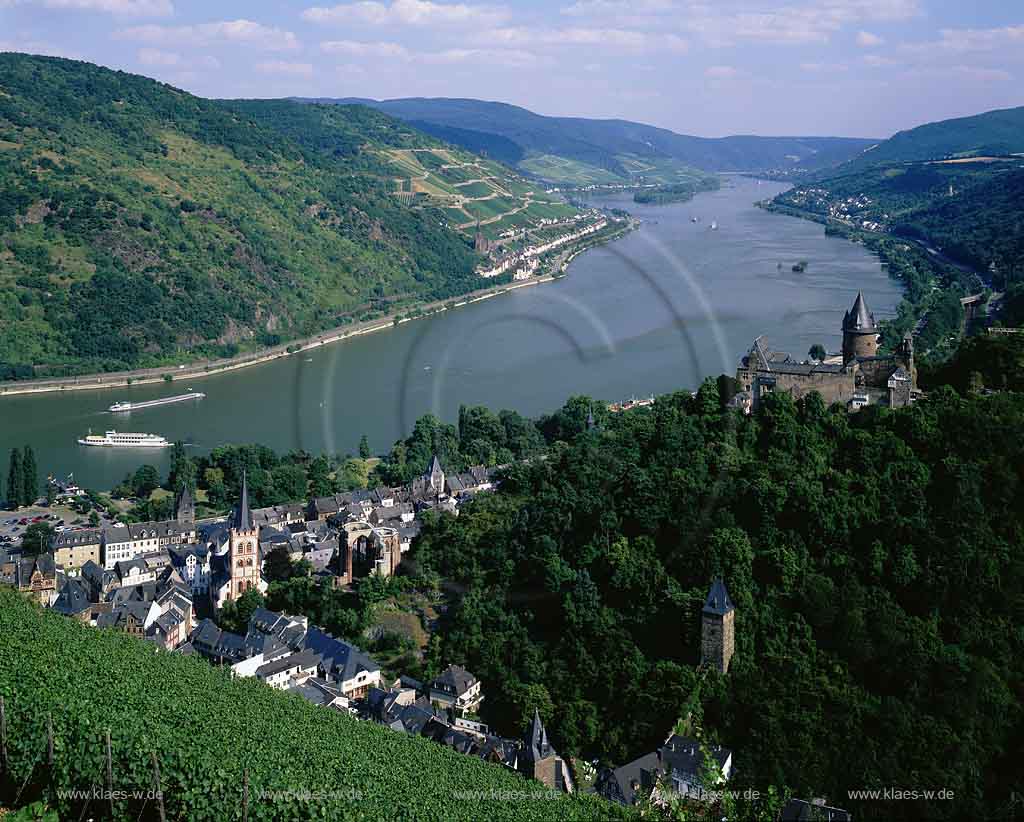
<box><xmin>427</xmin><ymin>454</ymin><xmax>446</xmax><ymax>496</ymax></box>
<box><xmin>175</xmin><ymin>484</ymin><xmax>195</xmax><ymax>525</ymax></box>
<box><xmin>227</xmin><ymin>472</ymin><xmax>260</xmax><ymax>602</ymax></box>
<box><xmin>701</xmin><ymin>578</ymin><xmax>735</xmax><ymax>674</ymax></box>
<box><xmin>842</xmin><ymin>291</ymin><xmax>879</xmax><ymax>363</ymax></box>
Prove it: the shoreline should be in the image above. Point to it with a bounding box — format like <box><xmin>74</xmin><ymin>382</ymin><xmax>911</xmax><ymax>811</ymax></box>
<box><xmin>0</xmin><ymin>219</ymin><xmax>637</xmax><ymax>399</ymax></box>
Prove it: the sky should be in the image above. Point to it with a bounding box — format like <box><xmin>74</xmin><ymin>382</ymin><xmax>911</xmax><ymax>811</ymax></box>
<box><xmin>1</xmin><ymin>0</ymin><xmax>1021</xmax><ymax>138</ymax></box>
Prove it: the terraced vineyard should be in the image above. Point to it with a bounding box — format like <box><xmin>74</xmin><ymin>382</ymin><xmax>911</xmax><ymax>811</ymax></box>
<box><xmin>375</xmin><ymin>147</ymin><xmax>578</xmax><ymax>236</ymax></box>
<box><xmin>0</xmin><ymin>590</ymin><xmax>630</xmax><ymax>822</ymax></box>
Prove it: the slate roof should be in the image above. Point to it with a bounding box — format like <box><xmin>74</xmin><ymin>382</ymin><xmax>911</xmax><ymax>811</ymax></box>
<box><xmin>52</xmin><ymin>577</ymin><xmax>92</xmax><ymax>616</ymax></box>
<box><xmin>703</xmin><ymin>578</ymin><xmax>735</xmax><ymax>616</ymax></box>
<box><xmin>256</xmin><ymin>648</ymin><xmax>321</xmax><ymax>679</ymax></box>
<box><xmin>50</xmin><ymin>529</ymin><xmax>103</xmax><ymax>550</ymax></box>
<box><xmin>303</xmin><ymin>626</ymin><xmax>380</xmax><ymax>682</ymax></box>
<box><xmin>844</xmin><ymin>291</ymin><xmax>877</xmax><ymax>332</ymax></box>
<box><xmin>660</xmin><ymin>734</ymin><xmax>731</xmax><ymax>779</ymax></box>
<box><xmin>430</xmin><ymin>664</ymin><xmax>477</xmax><ymax>697</ymax></box>
<box><xmin>521</xmin><ymin>708</ymin><xmax>555</xmax><ymax>764</ymax></box>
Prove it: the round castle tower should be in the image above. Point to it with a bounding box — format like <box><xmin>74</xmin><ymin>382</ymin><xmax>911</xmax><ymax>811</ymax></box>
<box><xmin>842</xmin><ymin>291</ymin><xmax>879</xmax><ymax>363</ymax></box>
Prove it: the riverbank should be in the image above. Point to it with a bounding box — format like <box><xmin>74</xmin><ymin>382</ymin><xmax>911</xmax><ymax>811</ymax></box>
<box><xmin>0</xmin><ymin>218</ymin><xmax>638</xmax><ymax>398</ymax></box>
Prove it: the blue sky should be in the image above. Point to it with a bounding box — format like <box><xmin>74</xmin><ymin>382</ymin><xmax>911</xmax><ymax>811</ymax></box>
<box><xmin>1</xmin><ymin>0</ymin><xmax>1021</xmax><ymax>138</ymax></box>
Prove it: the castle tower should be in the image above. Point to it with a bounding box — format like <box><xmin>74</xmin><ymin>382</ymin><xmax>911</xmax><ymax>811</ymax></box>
<box><xmin>227</xmin><ymin>471</ymin><xmax>260</xmax><ymax>602</ymax></box>
<box><xmin>842</xmin><ymin>292</ymin><xmax>879</xmax><ymax>363</ymax></box>
<box><xmin>175</xmin><ymin>484</ymin><xmax>195</xmax><ymax>525</ymax></box>
<box><xmin>701</xmin><ymin>578</ymin><xmax>735</xmax><ymax>674</ymax></box>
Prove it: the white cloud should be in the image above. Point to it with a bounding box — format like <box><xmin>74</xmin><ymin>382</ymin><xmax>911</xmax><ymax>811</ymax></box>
<box><xmin>320</xmin><ymin>40</ymin><xmax>547</xmax><ymax>68</ymax></box>
<box><xmin>923</xmin><ymin>25</ymin><xmax>1024</xmax><ymax>54</ymax></box>
<box><xmin>800</xmin><ymin>61</ymin><xmax>849</xmax><ymax>73</ymax></box>
<box><xmin>321</xmin><ymin>40</ymin><xmax>410</xmax><ymax>58</ymax></box>
<box><xmin>0</xmin><ymin>39</ymin><xmax>84</xmax><ymax>60</ymax></box>
<box><xmin>856</xmin><ymin>30</ymin><xmax>883</xmax><ymax>47</ymax></box>
<box><xmin>863</xmin><ymin>54</ymin><xmax>898</xmax><ymax>66</ymax></box>
<box><xmin>705</xmin><ymin>64</ymin><xmax>740</xmax><ymax>79</ymax></box>
<box><xmin>256</xmin><ymin>60</ymin><xmax>314</xmax><ymax>77</ymax></box>
<box><xmin>19</xmin><ymin>0</ymin><xmax>173</xmax><ymax>15</ymax></box>
<box><xmin>478</xmin><ymin>26</ymin><xmax>687</xmax><ymax>53</ymax></box>
<box><xmin>137</xmin><ymin>48</ymin><xmax>220</xmax><ymax>69</ymax></box>
<box><xmin>137</xmin><ymin>46</ymin><xmax>180</xmax><ymax>65</ymax></box>
<box><xmin>302</xmin><ymin>0</ymin><xmax>508</xmax><ymax>27</ymax></box>
<box><xmin>116</xmin><ymin>20</ymin><xmax>300</xmax><ymax>51</ymax></box>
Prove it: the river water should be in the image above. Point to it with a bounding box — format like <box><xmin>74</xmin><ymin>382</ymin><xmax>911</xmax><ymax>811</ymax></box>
<box><xmin>0</xmin><ymin>178</ymin><xmax>902</xmax><ymax>490</ymax></box>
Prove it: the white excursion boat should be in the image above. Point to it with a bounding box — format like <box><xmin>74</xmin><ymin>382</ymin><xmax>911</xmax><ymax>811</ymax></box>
<box><xmin>77</xmin><ymin>430</ymin><xmax>172</xmax><ymax>448</ymax></box>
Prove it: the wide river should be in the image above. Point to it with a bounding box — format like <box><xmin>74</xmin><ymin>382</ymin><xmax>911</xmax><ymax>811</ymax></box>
<box><xmin>0</xmin><ymin>178</ymin><xmax>902</xmax><ymax>490</ymax></box>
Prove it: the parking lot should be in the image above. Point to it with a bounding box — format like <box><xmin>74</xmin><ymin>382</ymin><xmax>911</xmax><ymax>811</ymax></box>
<box><xmin>0</xmin><ymin>501</ymin><xmax>118</xmax><ymax>547</ymax></box>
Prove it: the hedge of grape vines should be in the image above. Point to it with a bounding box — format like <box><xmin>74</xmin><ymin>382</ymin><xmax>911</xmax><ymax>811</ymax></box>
<box><xmin>0</xmin><ymin>591</ymin><xmax>631</xmax><ymax>821</ymax></box>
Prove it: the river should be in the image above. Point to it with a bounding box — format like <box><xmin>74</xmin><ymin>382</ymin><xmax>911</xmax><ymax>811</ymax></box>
<box><xmin>0</xmin><ymin>178</ymin><xmax>903</xmax><ymax>490</ymax></box>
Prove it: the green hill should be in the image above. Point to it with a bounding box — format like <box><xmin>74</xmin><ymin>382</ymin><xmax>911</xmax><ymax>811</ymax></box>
<box><xmin>0</xmin><ymin>589</ymin><xmax>628</xmax><ymax>821</ymax></box>
<box><xmin>838</xmin><ymin>105</ymin><xmax>1024</xmax><ymax>172</ymax></box>
<box><xmin>307</xmin><ymin>97</ymin><xmax>876</xmax><ymax>183</ymax></box>
<box><xmin>0</xmin><ymin>54</ymin><xmax>575</xmax><ymax>378</ymax></box>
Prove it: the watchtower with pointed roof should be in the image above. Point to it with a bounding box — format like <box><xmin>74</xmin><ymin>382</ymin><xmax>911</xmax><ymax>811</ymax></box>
<box><xmin>842</xmin><ymin>291</ymin><xmax>879</xmax><ymax>364</ymax></box>
<box><xmin>427</xmin><ymin>454</ymin><xmax>446</xmax><ymax>496</ymax></box>
<box><xmin>701</xmin><ymin>578</ymin><xmax>735</xmax><ymax>674</ymax></box>
<box><xmin>227</xmin><ymin>471</ymin><xmax>260</xmax><ymax>602</ymax></box>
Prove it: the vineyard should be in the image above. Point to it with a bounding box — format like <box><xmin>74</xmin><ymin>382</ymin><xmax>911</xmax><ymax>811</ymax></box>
<box><xmin>0</xmin><ymin>590</ymin><xmax>631</xmax><ymax>821</ymax></box>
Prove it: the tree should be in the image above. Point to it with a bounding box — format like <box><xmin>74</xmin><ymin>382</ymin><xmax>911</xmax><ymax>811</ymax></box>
<box><xmin>21</xmin><ymin>521</ymin><xmax>54</xmax><ymax>556</ymax></box>
<box><xmin>308</xmin><ymin>455</ymin><xmax>333</xmax><ymax>497</ymax></box>
<box><xmin>88</xmin><ymin>510</ymin><xmax>100</xmax><ymax>527</ymax></box>
<box><xmin>808</xmin><ymin>343</ymin><xmax>827</xmax><ymax>361</ymax></box>
<box><xmin>264</xmin><ymin>546</ymin><xmax>295</xmax><ymax>583</ymax></box>
<box><xmin>7</xmin><ymin>448</ymin><xmax>23</xmax><ymax>509</ymax></box>
<box><xmin>168</xmin><ymin>441</ymin><xmax>196</xmax><ymax>493</ymax></box>
<box><xmin>21</xmin><ymin>445</ymin><xmax>37</xmax><ymax>507</ymax></box>
<box><xmin>217</xmin><ymin>588</ymin><xmax>266</xmax><ymax>635</ymax></box>
<box><xmin>358</xmin><ymin>434</ymin><xmax>371</xmax><ymax>460</ymax></box>
<box><xmin>131</xmin><ymin>464</ymin><xmax>161</xmax><ymax>498</ymax></box>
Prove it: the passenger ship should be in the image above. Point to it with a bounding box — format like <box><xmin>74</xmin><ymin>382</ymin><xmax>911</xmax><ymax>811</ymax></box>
<box><xmin>77</xmin><ymin>430</ymin><xmax>171</xmax><ymax>448</ymax></box>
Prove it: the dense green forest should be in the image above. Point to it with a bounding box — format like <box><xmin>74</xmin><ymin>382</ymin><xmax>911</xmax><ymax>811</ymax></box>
<box><xmin>398</xmin><ymin>335</ymin><xmax>1024</xmax><ymax>821</ymax></box>
<box><xmin>0</xmin><ymin>54</ymin><xmax>493</xmax><ymax>379</ymax></box>
<box><xmin>633</xmin><ymin>176</ymin><xmax>721</xmax><ymax>205</ymax></box>
<box><xmin>834</xmin><ymin>104</ymin><xmax>1024</xmax><ymax>173</ymax></box>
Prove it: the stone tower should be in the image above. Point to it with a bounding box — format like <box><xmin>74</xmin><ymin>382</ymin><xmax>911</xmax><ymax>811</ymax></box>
<box><xmin>175</xmin><ymin>484</ymin><xmax>195</xmax><ymax>525</ymax></box>
<box><xmin>227</xmin><ymin>471</ymin><xmax>260</xmax><ymax>602</ymax></box>
<box><xmin>842</xmin><ymin>291</ymin><xmax>879</xmax><ymax>364</ymax></box>
<box><xmin>701</xmin><ymin>578</ymin><xmax>735</xmax><ymax>674</ymax></box>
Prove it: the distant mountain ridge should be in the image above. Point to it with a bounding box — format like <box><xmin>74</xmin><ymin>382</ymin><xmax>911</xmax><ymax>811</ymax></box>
<box><xmin>298</xmin><ymin>96</ymin><xmax>878</xmax><ymax>182</ymax></box>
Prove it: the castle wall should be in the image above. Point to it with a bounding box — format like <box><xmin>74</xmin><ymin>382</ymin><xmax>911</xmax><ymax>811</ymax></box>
<box><xmin>755</xmin><ymin>370</ymin><xmax>857</xmax><ymax>407</ymax></box>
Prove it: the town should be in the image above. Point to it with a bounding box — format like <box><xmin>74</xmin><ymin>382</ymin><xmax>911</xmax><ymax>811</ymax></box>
<box><xmin>0</xmin><ymin>443</ymin><xmax>848</xmax><ymax>818</ymax></box>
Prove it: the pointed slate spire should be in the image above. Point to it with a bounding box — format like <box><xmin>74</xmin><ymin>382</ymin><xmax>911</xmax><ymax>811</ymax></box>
<box><xmin>233</xmin><ymin>470</ymin><xmax>254</xmax><ymax>531</ymax></box>
<box><xmin>525</xmin><ymin>708</ymin><xmax>551</xmax><ymax>761</ymax></box>
<box><xmin>586</xmin><ymin>404</ymin><xmax>596</xmax><ymax>431</ymax></box>
<box><xmin>844</xmin><ymin>291</ymin><xmax>876</xmax><ymax>332</ymax></box>
<box><xmin>702</xmin><ymin>578</ymin><xmax>735</xmax><ymax>616</ymax></box>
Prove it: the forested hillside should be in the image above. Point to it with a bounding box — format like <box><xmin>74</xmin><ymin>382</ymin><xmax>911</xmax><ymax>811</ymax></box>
<box><xmin>0</xmin><ymin>54</ymin><xmax>490</xmax><ymax>378</ymax></box>
<box><xmin>310</xmin><ymin>97</ymin><xmax>875</xmax><ymax>183</ymax></box>
<box><xmin>402</xmin><ymin>341</ymin><xmax>1024</xmax><ymax>821</ymax></box>
<box><xmin>837</xmin><ymin>104</ymin><xmax>1024</xmax><ymax>173</ymax></box>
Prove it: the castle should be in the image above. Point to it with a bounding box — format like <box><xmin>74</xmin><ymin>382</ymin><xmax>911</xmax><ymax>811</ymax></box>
<box><xmin>735</xmin><ymin>292</ymin><xmax>917</xmax><ymax>412</ymax></box>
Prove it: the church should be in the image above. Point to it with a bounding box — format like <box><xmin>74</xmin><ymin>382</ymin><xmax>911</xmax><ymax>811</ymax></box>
<box><xmin>209</xmin><ymin>472</ymin><xmax>268</xmax><ymax>610</ymax></box>
<box><xmin>734</xmin><ymin>292</ymin><xmax>917</xmax><ymax>412</ymax></box>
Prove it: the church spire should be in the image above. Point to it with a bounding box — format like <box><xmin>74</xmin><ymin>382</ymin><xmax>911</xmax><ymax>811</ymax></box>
<box><xmin>233</xmin><ymin>470</ymin><xmax>254</xmax><ymax>531</ymax></box>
